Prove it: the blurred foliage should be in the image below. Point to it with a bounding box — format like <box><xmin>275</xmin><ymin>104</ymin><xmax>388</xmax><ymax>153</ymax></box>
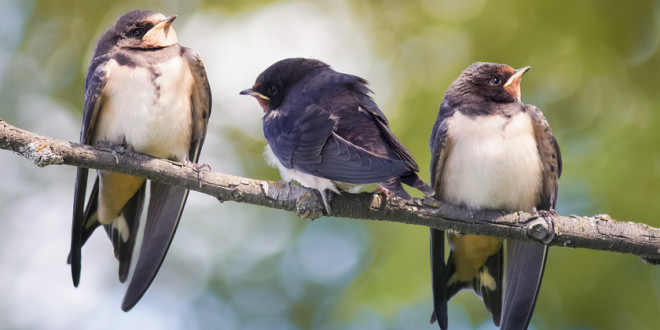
<box><xmin>1</xmin><ymin>0</ymin><xmax>660</xmax><ymax>329</ymax></box>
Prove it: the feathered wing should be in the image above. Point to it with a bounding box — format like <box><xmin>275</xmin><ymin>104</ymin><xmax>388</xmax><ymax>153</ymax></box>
<box><xmin>266</xmin><ymin>103</ymin><xmax>410</xmax><ymax>184</ymax></box>
<box><xmin>359</xmin><ymin>93</ymin><xmax>434</xmax><ymax>197</ymax></box>
<box><xmin>428</xmin><ymin>101</ymin><xmax>455</xmax><ymax>329</ymax></box>
<box><xmin>121</xmin><ymin>47</ymin><xmax>212</xmax><ymax>311</ymax></box>
<box><xmin>70</xmin><ymin>166</ymin><xmax>88</xmax><ymax>286</ymax></box>
<box><xmin>528</xmin><ymin>104</ymin><xmax>562</xmax><ymax>210</ymax></box>
<box><xmin>183</xmin><ymin>48</ymin><xmax>212</xmax><ymax>163</ymax></box>
<box><xmin>500</xmin><ymin>105</ymin><xmax>561</xmax><ymax>330</ymax></box>
<box><xmin>358</xmin><ymin>93</ymin><xmax>419</xmax><ymax>171</ymax></box>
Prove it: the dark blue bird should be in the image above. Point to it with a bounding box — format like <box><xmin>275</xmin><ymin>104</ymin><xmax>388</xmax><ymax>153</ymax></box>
<box><xmin>429</xmin><ymin>62</ymin><xmax>561</xmax><ymax>329</ymax></box>
<box><xmin>241</xmin><ymin>58</ymin><xmax>434</xmax><ymax>212</ymax></box>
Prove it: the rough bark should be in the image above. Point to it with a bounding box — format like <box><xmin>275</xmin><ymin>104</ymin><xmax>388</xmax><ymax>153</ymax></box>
<box><xmin>2</xmin><ymin>118</ymin><xmax>659</xmax><ymax>263</ymax></box>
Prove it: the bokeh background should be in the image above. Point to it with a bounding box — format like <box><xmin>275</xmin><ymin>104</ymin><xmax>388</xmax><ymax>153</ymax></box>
<box><xmin>1</xmin><ymin>0</ymin><xmax>659</xmax><ymax>329</ymax></box>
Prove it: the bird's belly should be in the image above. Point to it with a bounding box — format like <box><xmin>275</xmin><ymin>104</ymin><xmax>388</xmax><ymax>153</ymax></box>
<box><xmin>264</xmin><ymin>145</ymin><xmax>342</xmax><ymax>193</ymax></box>
<box><xmin>94</xmin><ymin>57</ymin><xmax>194</xmax><ymax>161</ymax></box>
<box><xmin>441</xmin><ymin>112</ymin><xmax>542</xmax><ymax>212</ymax></box>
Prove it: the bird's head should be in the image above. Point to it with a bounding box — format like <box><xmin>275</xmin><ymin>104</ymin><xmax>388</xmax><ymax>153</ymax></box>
<box><xmin>241</xmin><ymin>58</ymin><xmax>329</xmax><ymax>112</ymax></box>
<box><xmin>450</xmin><ymin>62</ymin><xmax>530</xmax><ymax>104</ymax></box>
<box><xmin>111</xmin><ymin>10</ymin><xmax>179</xmax><ymax>50</ymax></box>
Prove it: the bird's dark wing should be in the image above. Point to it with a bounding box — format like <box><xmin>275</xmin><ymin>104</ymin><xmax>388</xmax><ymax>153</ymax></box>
<box><xmin>266</xmin><ymin>103</ymin><xmax>409</xmax><ymax>184</ymax></box>
<box><xmin>500</xmin><ymin>105</ymin><xmax>561</xmax><ymax>330</ymax></box>
<box><xmin>70</xmin><ymin>54</ymin><xmax>110</xmax><ymax>286</ymax></box>
<box><xmin>318</xmin><ymin>131</ymin><xmax>409</xmax><ymax>182</ymax></box>
<box><xmin>428</xmin><ymin>100</ymin><xmax>455</xmax><ymax>329</ymax></box>
<box><xmin>342</xmin><ymin>74</ymin><xmax>419</xmax><ymax>172</ymax></box>
<box><xmin>80</xmin><ymin>55</ymin><xmax>110</xmax><ymax>145</ymax></box>
<box><xmin>353</xmin><ymin>85</ymin><xmax>419</xmax><ymax>171</ymax></box>
<box><xmin>429</xmin><ymin>101</ymin><xmax>454</xmax><ymax>185</ymax></box>
<box><xmin>121</xmin><ymin>47</ymin><xmax>212</xmax><ymax>311</ymax></box>
<box><xmin>183</xmin><ymin>47</ymin><xmax>212</xmax><ymax>163</ymax></box>
<box><xmin>528</xmin><ymin>104</ymin><xmax>562</xmax><ymax>210</ymax></box>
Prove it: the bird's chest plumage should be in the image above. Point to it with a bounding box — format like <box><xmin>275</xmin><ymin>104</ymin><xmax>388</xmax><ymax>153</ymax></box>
<box><xmin>440</xmin><ymin>111</ymin><xmax>542</xmax><ymax>211</ymax></box>
<box><xmin>94</xmin><ymin>55</ymin><xmax>194</xmax><ymax>161</ymax></box>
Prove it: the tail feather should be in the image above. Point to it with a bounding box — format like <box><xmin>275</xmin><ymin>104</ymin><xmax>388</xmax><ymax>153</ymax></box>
<box><xmin>69</xmin><ymin>176</ymin><xmax>146</xmax><ymax>284</ymax></box>
<box><xmin>104</xmin><ymin>182</ymin><xmax>146</xmax><ymax>283</ymax></box>
<box><xmin>121</xmin><ymin>181</ymin><xmax>189</xmax><ymax>311</ymax></box>
<box><xmin>70</xmin><ymin>167</ymin><xmax>89</xmax><ymax>287</ymax></box>
<box><xmin>500</xmin><ymin>240</ymin><xmax>548</xmax><ymax>330</ymax></box>
<box><xmin>445</xmin><ymin>252</ymin><xmax>464</xmax><ymax>300</ymax></box>
<box><xmin>68</xmin><ymin>177</ymin><xmax>101</xmax><ymax>267</ymax></box>
<box><xmin>81</xmin><ymin>177</ymin><xmax>101</xmax><ymax>245</ymax></box>
<box><xmin>379</xmin><ymin>176</ymin><xmax>411</xmax><ymax>200</ymax></box>
<box><xmin>379</xmin><ymin>172</ymin><xmax>435</xmax><ymax>200</ymax></box>
<box><xmin>477</xmin><ymin>249</ymin><xmax>503</xmax><ymax>326</ymax></box>
<box><xmin>444</xmin><ymin>247</ymin><xmax>504</xmax><ymax>327</ymax></box>
<box><xmin>400</xmin><ymin>172</ymin><xmax>435</xmax><ymax>196</ymax></box>
<box><xmin>430</xmin><ymin>228</ymin><xmax>448</xmax><ymax>329</ymax></box>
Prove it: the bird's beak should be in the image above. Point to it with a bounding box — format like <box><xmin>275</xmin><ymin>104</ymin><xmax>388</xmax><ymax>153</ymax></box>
<box><xmin>151</xmin><ymin>15</ymin><xmax>177</xmax><ymax>33</ymax></box>
<box><xmin>141</xmin><ymin>15</ymin><xmax>178</xmax><ymax>47</ymax></box>
<box><xmin>503</xmin><ymin>66</ymin><xmax>531</xmax><ymax>88</ymax></box>
<box><xmin>240</xmin><ymin>88</ymin><xmax>270</xmax><ymax>100</ymax></box>
<box><xmin>142</xmin><ymin>15</ymin><xmax>177</xmax><ymax>40</ymax></box>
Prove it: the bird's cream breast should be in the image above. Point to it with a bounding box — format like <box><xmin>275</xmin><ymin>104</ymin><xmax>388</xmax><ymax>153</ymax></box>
<box><xmin>94</xmin><ymin>56</ymin><xmax>194</xmax><ymax>161</ymax></box>
<box><xmin>440</xmin><ymin>111</ymin><xmax>542</xmax><ymax>212</ymax></box>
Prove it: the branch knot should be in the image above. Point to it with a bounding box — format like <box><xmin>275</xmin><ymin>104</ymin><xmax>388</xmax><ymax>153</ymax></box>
<box><xmin>19</xmin><ymin>142</ymin><xmax>63</xmax><ymax>167</ymax></box>
<box><xmin>525</xmin><ymin>215</ymin><xmax>555</xmax><ymax>244</ymax></box>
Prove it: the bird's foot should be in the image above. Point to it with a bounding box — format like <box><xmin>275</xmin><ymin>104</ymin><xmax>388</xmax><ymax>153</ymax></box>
<box><xmin>464</xmin><ymin>206</ymin><xmax>476</xmax><ymax>224</ymax></box>
<box><xmin>373</xmin><ymin>186</ymin><xmax>391</xmax><ymax>199</ymax></box>
<box><xmin>295</xmin><ymin>189</ymin><xmax>326</xmax><ymax>220</ymax></box>
<box><xmin>372</xmin><ymin>186</ymin><xmax>403</xmax><ymax>208</ymax></box>
<box><xmin>374</xmin><ymin>186</ymin><xmax>408</xmax><ymax>205</ymax></box>
<box><xmin>97</xmin><ymin>141</ymin><xmax>132</xmax><ymax>164</ymax></box>
<box><xmin>184</xmin><ymin>160</ymin><xmax>211</xmax><ymax>182</ymax></box>
<box><xmin>533</xmin><ymin>207</ymin><xmax>558</xmax><ymax>217</ymax></box>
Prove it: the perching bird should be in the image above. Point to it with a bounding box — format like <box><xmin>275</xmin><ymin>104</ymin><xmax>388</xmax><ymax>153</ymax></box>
<box><xmin>428</xmin><ymin>62</ymin><xmax>561</xmax><ymax>329</ymax></box>
<box><xmin>70</xmin><ymin>10</ymin><xmax>211</xmax><ymax>311</ymax></box>
<box><xmin>241</xmin><ymin>58</ymin><xmax>434</xmax><ymax>212</ymax></box>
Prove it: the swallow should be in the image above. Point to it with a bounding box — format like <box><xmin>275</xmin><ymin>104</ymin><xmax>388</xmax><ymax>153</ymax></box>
<box><xmin>241</xmin><ymin>58</ymin><xmax>434</xmax><ymax>212</ymax></box>
<box><xmin>428</xmin><ymin>62</ymin><xmax>561</xmax><ymax>329</ymax></box>
<box><xmin>69</xmin><ymin>10</ymin><xmax>211</xmax><ymax>311</ymax></box>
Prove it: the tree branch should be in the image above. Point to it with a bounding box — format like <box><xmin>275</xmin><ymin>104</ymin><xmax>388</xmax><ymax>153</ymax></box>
<box><xmin>2</xmin><ymin>118</ymin><xmax>659</xmax><ymax>263</ymax></box>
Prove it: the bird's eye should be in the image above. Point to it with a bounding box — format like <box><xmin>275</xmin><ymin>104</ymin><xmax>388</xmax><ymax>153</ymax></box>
<box><xmin>490</xmin><ymin>77</ymin><xmax>501</xmax><ymax>85</ymax></box>
<box><xmin>129</xmin><ymin>28</ymin><xmax>145</xmax><ymax>38</ymax></box>
<box><xmin>267</xmin><ymin>85</ymin><xmax>278</xmax><ymax>96</ymax></box>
